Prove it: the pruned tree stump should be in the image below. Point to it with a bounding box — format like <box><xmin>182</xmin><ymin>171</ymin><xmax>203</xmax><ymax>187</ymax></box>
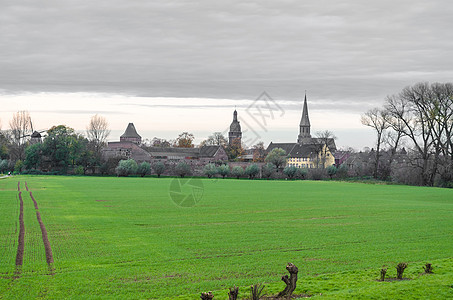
<box><xmin>228</xmin><ymin>286</ymin><xmax>239</xmax><ymax>300</ymax></box>
<box><xmin>396</xmin><ymin>262</ymin><xmax>407</xmax><ymax>280</ymax></box>
<box><xmin>200</xmin><ymin>291</ymin><xmax>214</xmax><ymax>300</ymax></box>
<box><xmin>277</xmin><ymin>262</ymin><xmax>299</xmax><ymax>298</ymax></box>
<box><xmin>380</xmin><ymin>267</ymin><xmax>387</xmax><ymax>281</ymax></box>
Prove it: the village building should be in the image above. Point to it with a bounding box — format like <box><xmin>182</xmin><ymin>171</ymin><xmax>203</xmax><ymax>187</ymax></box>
<box><xmin>266</xmin><ymin>94</ymin><xmax>337</xmax><ymax>168</ymax></box>
<box><xmin>103</xmin><ymin>123</ymin><xmax>228</xmax><ymax>174</ymax></box>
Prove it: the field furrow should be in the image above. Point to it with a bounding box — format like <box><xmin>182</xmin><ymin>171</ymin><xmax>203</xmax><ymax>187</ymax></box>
<box><xmin>28</xmin><ymin>187</ymin><xmax>54</xmax><ymax>266</ymax></box>
<box><xmin>15</xmin><ymin>191</ymin><xmax>25</xmax><ymax>269</ymax></box>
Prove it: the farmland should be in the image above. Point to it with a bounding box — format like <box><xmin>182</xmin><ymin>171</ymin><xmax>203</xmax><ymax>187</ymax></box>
<box><xmin>0</xmin><ymin>175</ymin><xmax>452</xmax><ymax>299</ymax></box>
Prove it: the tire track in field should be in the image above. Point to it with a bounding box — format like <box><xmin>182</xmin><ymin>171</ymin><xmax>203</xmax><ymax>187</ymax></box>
<box><xmin>28</xmin><ymin>187</ymin><xmax>54</xmax><ymax>267</ymax></box>
<box><xmin>15</xmin><ymin>185</ymin><xmax>25</xmax><ymax>274</ymax></box>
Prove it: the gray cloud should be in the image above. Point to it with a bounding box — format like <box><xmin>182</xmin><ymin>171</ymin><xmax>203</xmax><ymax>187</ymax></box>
<box><xmin>1</xmin><ymin>0</ymin><xmax>452</xmax><ymax>105</ymax></box>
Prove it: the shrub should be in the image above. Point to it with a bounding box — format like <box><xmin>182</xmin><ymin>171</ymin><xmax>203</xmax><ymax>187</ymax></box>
<box><xmin>74</xmin><ymin>165</ymin><xmax>85</xmax><ymax>175</ymax></box>
<box><xmin>296</xmin><ymin>168</ymin><xmax>308</xmax><ymax>180</ymax></box>
<box><xmin>203</xmin><ymin>163</ymin><xmax>218</xmax><ymax>178</ymax></box>
<box><xmin>14</xmin><ymin>160</ymin><xmax>24</xmax><ymax>173</ymax></box>
<box><xmin>244</xmin><ymin>164</ymin><xmax>259</xmax><ymax>179</ymax></box>
<box><xmin>231</xmin><ymin>166</ymin><xmax>244</xmax><ymax>179</ymax></box>
<box><xmin>175</xmin><ymin>161</ymin><xmax>192</xmax><ymax>178</ymax></box>
<box><xmin>326</xmin><ymin>165</ymin><xmax>337</xmax><ymax>179</ymax></box>
<box><xmin>100</xmin><ymin>157</ymin><xmax>121</xmax><ymax>175</ymax></box>
<box><xmin>116</xmin><ymin>159</ymin><xmax>138</xmax><ymax>177</ymax></box>
<box><xmin>396</xmin><ymin>262</ymin><xmax>408</xmax><ymax>279</ymax></box>
<box><xmin>137</xmin><ymin>162</ymin><xmax>151</xmax><ymax>177</ymax></box>
<box><xmin>283</xmin><ymin>166</ymin><xmax>297</xmax><ymax>179</ymax></box>
<box><xmin>217</xmin><ymin>164</ymin><xmax>230</xmax><ymax>179</ymax></box>
<box><xmin>309</xmin><ymin>168</ymin><xmax>325</xmax><ymax>180</ymax></box>
<box><xmin>262</xmin><ymin>163</ymin><xmax>276</xmax><ymax>179</ymax></box>
<box><xmin>0</xmin><ymin>159</ymin><xmax>8</xmax><ymax>174</ymax></box>
<box><xmin>152</xmin><ymin>161</ymin><xmax>165</xmax><ymax>177</ymax></box>
<box><xmin>336</xmin><ymin>164</ymin><xmax>349</xmax><ymax>178</ymax></box>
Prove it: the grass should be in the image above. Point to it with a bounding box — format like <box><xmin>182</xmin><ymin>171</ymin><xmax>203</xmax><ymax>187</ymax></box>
<box><xmin>0</xmin><ymin>175</ymin><xmax>452</xmax><ymax>299</ymax></box>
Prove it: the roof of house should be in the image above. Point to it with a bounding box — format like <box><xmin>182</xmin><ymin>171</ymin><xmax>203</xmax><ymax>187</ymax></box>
<box><xmin>199</xmin><ymin>145</ymin><xmax>221</xmax><ymax>157</ymax></box>
<box><xmin>266</xmin><ymin>142</ymin><xmax>297</xmax><ymax>155</ymax></box>
<box><xmin>266</xmin><ymin>139</ymin><xmax>337</xmax><ymax>157</ymax></box>
<box><xmin>309</xmin><ymin>138</ymin><xmax>337</xmax><ymax>152</ymax></box>
<box><xmin>120</xmin><ymin>123</ymin><xmax>141</xmax><ymax>139</ymax></box>
<box><xmin>147</xmin><ymin>147</ymin><xmax>199</xmax><ymax>156</ymax></box>
<box><xmin>145</xmin><ymin>145</ymin><xmax>224</xmax><ymax>158</ymax></box>
<box><xmin>287</xmin><ymin>143</ymin><xmax>320</xmax><ymax>158</ymax></box>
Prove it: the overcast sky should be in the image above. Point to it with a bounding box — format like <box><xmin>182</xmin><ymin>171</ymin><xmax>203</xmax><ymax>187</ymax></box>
<box><xmin>1</xmin><ymin>1</ymin><xmax>452</xmax><ymax>149</ymax></box>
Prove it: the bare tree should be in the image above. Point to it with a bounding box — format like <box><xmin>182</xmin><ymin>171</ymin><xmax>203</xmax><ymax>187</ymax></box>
<box><xmin>430</xmin><ymin>83</ymin><xmax>453</xmax><ymax>183</ymax></box>
<box><xmin>86</xmin><ymin>114</ymin><xmax>110</xmax><ymax>159</ymax></box>
<box><xmin>361</xmin><ymin>108</ymin><xmax>390</xmax><ymax>179</ymax></box>
<box><xmin>385</xmin><ymin>83</ymin><xmax>440</xmax><ymax>185</ymax></box>
<box><xmin>9</xmin><ymin>111</ymin><xmax>33</xmax><ymax>160</ymax></box>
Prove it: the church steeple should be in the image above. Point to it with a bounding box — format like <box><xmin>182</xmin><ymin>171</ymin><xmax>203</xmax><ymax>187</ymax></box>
<box><xmin>297</xmin><ymin>93</ymin><xmax>311</xmax><ymax>143</ymax></box>
<box><xmin>229</xmin><ymin>110</ymin><xmax>242</xmax><ymax>146</ymax></box>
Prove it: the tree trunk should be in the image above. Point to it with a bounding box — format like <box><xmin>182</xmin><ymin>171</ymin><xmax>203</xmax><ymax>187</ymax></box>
<box><xmin>277</xmin><ymin>263</ymin><xmax>298</xmax><ymax>298</ymax></box>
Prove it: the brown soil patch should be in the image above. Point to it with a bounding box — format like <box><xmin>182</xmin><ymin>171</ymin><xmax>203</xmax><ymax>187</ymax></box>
<box><xmin>29</xmin><ymin>188</ymin><xmax>54</xmax><ymax>267</ymax></box>
<box><xmin>15</xmin><ymin>191</ymin><xmax>25</xmax><ymax>270</ymax></box>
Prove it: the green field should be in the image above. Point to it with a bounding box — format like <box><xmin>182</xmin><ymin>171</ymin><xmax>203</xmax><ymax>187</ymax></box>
<box><xmin>0</xmin><ymin>176</ymin><xmax>452</xmax><ymax>299</ymax></box>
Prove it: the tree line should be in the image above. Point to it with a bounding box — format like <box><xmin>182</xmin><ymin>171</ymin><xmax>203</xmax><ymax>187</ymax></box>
<box><xmin>0</xmin><ymin>113</ymin><xmax>258</xmax><ymax>175</ymax></box>
<box><xmin>361</xmin><ymin>82</ymin><xmax>453</xmax><ymax>187</ymax></box>
<box><xmin>0</xmin><ymin>114</ymin><xmax>110</xmax><ymax>174</ymax></box>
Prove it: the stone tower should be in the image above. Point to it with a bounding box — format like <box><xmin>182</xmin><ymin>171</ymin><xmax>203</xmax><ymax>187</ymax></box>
<box><xmin>297</xmin><ymin>94</ymin><xmax>311</xmax><ymax>144</ymax></box>
<box><xmin>120</xmin><ymin>123</ymin><xmax>142</xmax><ymax>145</ymax></box>
<box><xmin>228</xmin><ymin>110</ymin><xmax>242</xmax><ymax>146</ymax></box>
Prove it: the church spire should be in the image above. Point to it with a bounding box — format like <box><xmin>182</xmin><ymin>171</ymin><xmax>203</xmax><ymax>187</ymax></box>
<box><xmin>300</xmin><ymin>93</ymin><xmax>310</xmax><ymax>127</ymax></box>
<box><xmin>297</xmin><ymin>93</ymin><xmax>311</xmax><ymax>143</ymax></box>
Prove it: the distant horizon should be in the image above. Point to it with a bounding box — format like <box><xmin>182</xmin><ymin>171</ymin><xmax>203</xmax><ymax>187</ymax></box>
<box><xmin>1</xmin><ymin>92</ymin><xmax>377</xmax><ymax>151</ymax></box>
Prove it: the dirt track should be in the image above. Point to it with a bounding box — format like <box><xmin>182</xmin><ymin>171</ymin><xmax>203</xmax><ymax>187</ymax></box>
<box><xmin>29</xmin><ymin>189</ymin><xmax>54</xmax><ymax>265</ymax></box>
<box><xmin>14</xmin><ymin>181</ymin><xmax>55</xmax><ymax>273</ymax></box>
<box><xmin>15</xmin><ymin>190</ymin><xmax>25</xmax><ymax>268</ymax></box>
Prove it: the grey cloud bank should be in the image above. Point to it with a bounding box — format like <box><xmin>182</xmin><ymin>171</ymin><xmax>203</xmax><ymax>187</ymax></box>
<box><xmin>2</xmin><ymin>1</ymin><xmax>452</xmax><ymax>101</ymax></box>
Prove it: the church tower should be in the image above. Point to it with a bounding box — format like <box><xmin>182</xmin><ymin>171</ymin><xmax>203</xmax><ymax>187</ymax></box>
<box><xmin>228</xmin><ymin>110</ymin><xmax>242</xmax><ymax>146</ymax></box>
<box><xmin>297</xmin><ymin>93</ymin><xmax>311</xmax><ymax>144</ymax></box>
